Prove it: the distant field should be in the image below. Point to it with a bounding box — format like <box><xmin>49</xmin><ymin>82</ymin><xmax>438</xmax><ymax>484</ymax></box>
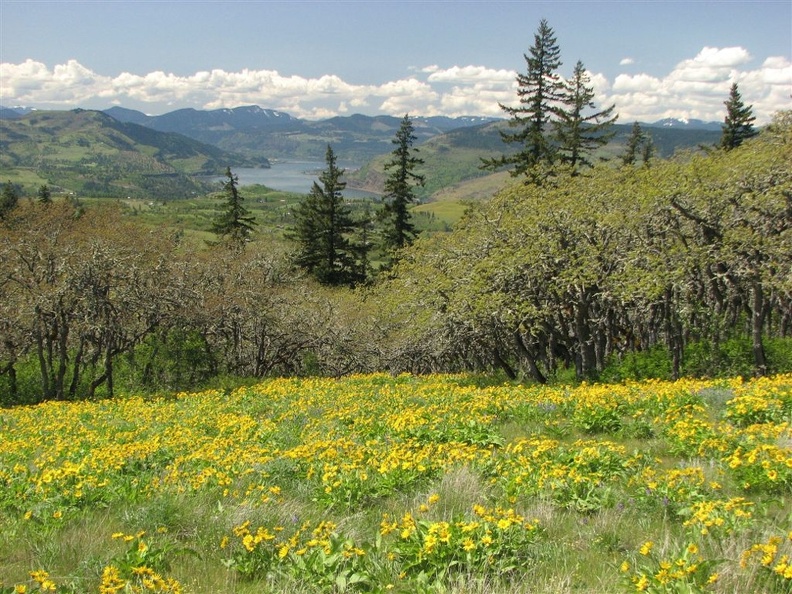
<box><xmin>2</xmin><ymin>374</ymin><xmax>790</xmax><ymax>593</ymax></box>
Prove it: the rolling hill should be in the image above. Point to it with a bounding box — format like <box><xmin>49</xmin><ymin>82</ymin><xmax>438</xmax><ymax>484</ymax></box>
<box><xmin>345</xmin><ymin>119</ymin><xmax>723</xmax><ymax>202</ymax></box>
<box><xmin>0</xmin><ymin>109</ymin><xmax>262</xmax><ymax>199</ymax></box>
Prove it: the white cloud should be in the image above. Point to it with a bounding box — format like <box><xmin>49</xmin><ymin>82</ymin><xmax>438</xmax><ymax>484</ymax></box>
<box><xmin>613</xmin><ymin>73</ymin><xmax>663</xmax><ymax>93</ymax></box>
<box><xmin>619</xmin><ymin>58</ymin><xmax>635</xmax><ymax>66</ymax></box>
<box><xmin>424</xmin><ymin>65</ymin><xmax>515</xmax><ymax>85</ymax></box>
<box><xmin>604</xmin><ymin>47</ymin><xmax>789</xmax><ymax>123</ymax></box>
<box><xmin>1</xmin><ymin>47</ymin><xmax>789</xmax><ymax>123</ymax></box>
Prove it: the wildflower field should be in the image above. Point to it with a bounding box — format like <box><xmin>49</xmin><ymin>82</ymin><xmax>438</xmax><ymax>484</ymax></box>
<box><xmin>1</xmin><ymin>374</ymin><xmax>791</xmax><ymax>593</ymax></box>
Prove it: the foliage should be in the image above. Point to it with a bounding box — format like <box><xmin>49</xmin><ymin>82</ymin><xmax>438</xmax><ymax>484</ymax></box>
<box><xmin>621</xmin><ymin>121</ymin><xmax>653</xmax><ymax>166</ymax></box>
<box><xmin>0</xmin><ymin>180</ymin><xmax>19</xmax><ymax>219</ymax></box>
<box><xmin>553</xmin><ymin>60</ymin><xmax>618</xmax><ymax>173</ymax></box>
<box><xmin>375</xmin><ymin>112</ymin><xmax>792</xmax><ymax>381</ymax></box>
<box><xmin>481</xmin><ymin>18</ymin><xmax>565</xmax><ymax>180</ymax></box>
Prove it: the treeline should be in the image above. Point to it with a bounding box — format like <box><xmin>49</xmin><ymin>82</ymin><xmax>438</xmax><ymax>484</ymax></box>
<box><xmin>377</xmin><ymin>112</ymin><xmax>792</xmax><ymax>382</ymax></box>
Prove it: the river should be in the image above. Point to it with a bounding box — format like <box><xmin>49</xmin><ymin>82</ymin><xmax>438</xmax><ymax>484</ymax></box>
<box><xmin>230</xmin><ymin>161</ymin><xmax>380</xmax><ymax>199</ymax></box>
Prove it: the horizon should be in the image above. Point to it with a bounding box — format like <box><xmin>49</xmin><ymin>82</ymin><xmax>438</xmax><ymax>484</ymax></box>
<box><xmin>0</xmin><ymin>102</ymin><xmax>730</xmax><ymax>127</ymax></box>
<box><xmin>1</xmin><ymin>1</ymin><xmax>790</xmax><ymax>124</ymax></box>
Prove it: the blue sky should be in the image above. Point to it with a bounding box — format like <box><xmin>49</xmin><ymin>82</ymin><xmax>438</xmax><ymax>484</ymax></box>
<box><xmin>1</xmin><ymin>0</ymin><xmax>790</xmax><ymax>122</ymax></box>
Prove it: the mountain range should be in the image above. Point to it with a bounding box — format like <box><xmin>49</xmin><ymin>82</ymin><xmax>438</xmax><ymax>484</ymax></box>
<box><xmin>0</xmin><ymin>104</ymin><xmax>724</xmax><ymax>200</ymax></box>
<box><xmin>100</xmin><ymin>105</ymin><xmax>500</xmax><ymax>162</ymax></box>
<box><xmin>2</xmin><ymin>104</ymin><xmax>722</xmax><ymax>162</ymax></box>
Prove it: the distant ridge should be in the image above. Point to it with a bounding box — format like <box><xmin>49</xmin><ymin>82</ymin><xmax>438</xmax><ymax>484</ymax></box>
<box><xmin>0</xmin><ymin>108</ymin><xmax>260</xmax><ymax>199</ymax></box>
<box><xmin>101</xmin><ymin>105</ymin><xmax>502</xmax><ymax>161</ymax></box>
<box><xmin>647</xmin><ymin>117</ymin><xmax>722</xmax><ymax>131</ymax></box>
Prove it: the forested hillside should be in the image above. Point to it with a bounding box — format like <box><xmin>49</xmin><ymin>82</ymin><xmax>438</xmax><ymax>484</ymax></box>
<box><xmin>346</xmin><ymin>120</ymin><xmax>722</xmax><ymax>201</ymax></box>
<box><xmin>1</xmin><ymin>113</ymin><xmax>789</xmax><ymax>404</ymax></box>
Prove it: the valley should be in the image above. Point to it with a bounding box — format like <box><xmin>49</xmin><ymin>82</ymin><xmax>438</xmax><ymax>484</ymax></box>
<box><xmin>1</xmin><ymin>105</ymin><xmax>722</xmax><ymax>207</ymax></box>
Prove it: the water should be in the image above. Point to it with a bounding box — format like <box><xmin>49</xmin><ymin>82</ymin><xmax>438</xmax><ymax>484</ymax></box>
<box><xmin>230</xmin><ymin>161</ymin><xmax>380</xmax><ymax>199</ymax></box>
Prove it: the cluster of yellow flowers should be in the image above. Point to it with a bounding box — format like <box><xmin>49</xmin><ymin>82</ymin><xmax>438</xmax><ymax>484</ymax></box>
<box><xmin>741</xmin><ymin>532</ymin><xmax>792</xmax><ymax>581</ymax></box>
<box><xmin>1</xmin><ymin>372</ymin><xmax>790</xmax><ymax>591</ymax></box>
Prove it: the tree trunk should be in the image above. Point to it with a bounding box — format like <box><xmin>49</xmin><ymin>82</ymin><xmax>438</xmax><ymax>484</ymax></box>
<box><xmin>493</xmin><ymin>348</ymin><xmax>517</xmax><ymax>380</ymax></box>
<box><xmin>751</xmin><ymin>280</ymin><xmax>768</xmax><ymax>377</ymax></box>
<box><xmin>574</xmin><ymin>293</ymin><xmax>597</xmax><ymax>379</ymax></box>
<box><xmin>513</xmin><ymin>331</ymin><xmax>547</xmax><ymax>384</ymax></box>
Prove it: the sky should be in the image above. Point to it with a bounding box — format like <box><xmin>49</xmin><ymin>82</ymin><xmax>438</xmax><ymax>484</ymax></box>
<box><xmin>1</xmin><ymin>0</ymin><xmax>790</xmax><ymax>123</ymax></box>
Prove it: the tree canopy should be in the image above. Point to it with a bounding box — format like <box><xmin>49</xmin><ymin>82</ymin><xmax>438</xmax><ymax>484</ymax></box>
<box><xmin>481</xmin><ymin>18</ymin><xmax>565</xmax><ymax>181</ymax></box>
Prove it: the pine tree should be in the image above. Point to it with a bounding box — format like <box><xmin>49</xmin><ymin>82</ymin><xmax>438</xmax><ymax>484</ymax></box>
<box><xmin>622</xmin><ymin>122</ymin><xmax>644</xmax><ymax>166</ymax></box>
<box><xmin>0</xmin><ymin>181</ymin><xmax>19</xmax><ymax>220</ymax></box>
<box><xmin>721</xmin><ymin>82</ymin><xmax>757</xmax><ymax>150</ymax></box>
<box><xmin>211</xmin><ymin>167</ymin><xmax>257</xmax><ymax>245</ymax></box>
<box><xmin>481</xmin><ymin>19</ymin><xmax>565</xmax><ymax>181</ymax></box>
<box><xmin>289</xmin><ymin>145</ymin><xmax>358</xmax><ymax>286</ymax></box>
<box><xmin>381</xmin><ymin>114</ymin><xmax>425</xmax><ymax>255</ymax></box>
<box><xmin>553</xmin><ymin>60</ymin><xmax>618</xmax><ymax>173</ymax></box>
<box><xmin>641</xmin><ymin>131</ymin><xmax>655</xmax><ymax>165</ymax></box>
<box><xmin>37</xmin><ymin>184</ymin><xmax>52</xmax><ymax>205</ymax></box>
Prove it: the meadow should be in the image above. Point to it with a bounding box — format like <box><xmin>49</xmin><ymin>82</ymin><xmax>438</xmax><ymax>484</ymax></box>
<box><xmin>1</xmin><ymin>373</ymin><xmax>791</xmax><ymax>593</ymax></box>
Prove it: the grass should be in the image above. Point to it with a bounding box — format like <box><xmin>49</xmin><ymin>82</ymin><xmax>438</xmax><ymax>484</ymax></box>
<box><xmin>1</xmin><ymin>374</ymin><xmax>791</xmax><ymax>593</ymax></box>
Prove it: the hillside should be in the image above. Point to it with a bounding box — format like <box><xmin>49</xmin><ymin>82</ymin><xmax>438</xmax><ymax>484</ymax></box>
<box><xmin>0</xmin><ymin>109</ymin><xmax>262</xmax><ymax>199</ymax></box>
<box><xmin>347</xmin><ymin>120</ymin><xmax>723</xmax><ymax>202</ymax></box>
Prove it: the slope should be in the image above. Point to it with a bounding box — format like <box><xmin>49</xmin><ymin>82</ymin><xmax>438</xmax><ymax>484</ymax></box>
<box><xmin>0</xmin><ymin>109</ymin><xmax>259</xmax><ymax>199</ymax></box>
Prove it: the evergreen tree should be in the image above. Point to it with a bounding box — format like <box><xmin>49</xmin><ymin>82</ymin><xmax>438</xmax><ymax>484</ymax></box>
<box><xmin>289</xmin><ymin>145</ymin><xmax>359</xmax><ymax>286</ymax></box>
<box><xmin>721</xmin><ymin>82</ymin><xmax>757</xmax><ymax>150</ymax></box>
<box><xmin>37</xmin><ymin>184</ymin><xmax>52</xmax><ymax>205</ymax></box>
<box><xmin>553</xmin><ymin>60</ymin><xmax>618</xmax><ymax>173</ymax></box>
<box><xmin>0</xmin><ymin>181</ymin><xmax>19</xmax><ymax>220</ymax></box>
<box><xmin>622</xmin><ymin>122</ymin><xmax>644</xmax><ymax>166</ymax></box>
<box><xmin>641</xmin><ymin>131</ymin><xmax>655</xmax><ymax>165</ymax></box>
<box><xmin>381</xmin><ymin>114</ymin><xmax>425</xmax><ymax>255</ymax></box>
<box><xmin>481</xmin><ymin>19</ymin><xmax>565</xmax><ymax>181</ymax></box>
<box><xmin>349</xmin><ymin>203</ymin><xmax>375</xmax><ymax>284</ymax></box>
<box><xmin>211</xmin><ymin>167</ymin><xmax>257</xmax><ymax>245</ymax></box>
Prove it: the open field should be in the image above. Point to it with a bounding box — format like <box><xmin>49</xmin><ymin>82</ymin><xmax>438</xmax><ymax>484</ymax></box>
<box><xmin>1</xmin><ymin>374</ymin><xmax>791</xmax><ymax>593</ymax></box>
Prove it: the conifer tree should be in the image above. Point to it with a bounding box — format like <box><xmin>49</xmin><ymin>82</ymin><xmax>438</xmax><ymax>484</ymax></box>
<box><xmin>0</xmin><ymin>181</ymin><xmax>19</xmax><ymax>220</ymax></box>
<box><xmin>381</xmin><ymin>114</ymin><xmax>425</xmax><ymax>255</ymax></box>
<box><xmin>289</xmin><ymin>145</ymin><xmax>358</xmax><ymax>286</ymax></box>
<box><xmin>641</xmin><ymin>132</ymin><xmax>655</xmax><ymax>165</ymax></box>
<box><xmin>721</xmin><ymin>82</ymin><xmax>757</xmax><ymax>150</ymax></box>
<box><xmin>481</xmin><ymin>19</ymin><xmax>565</xmax><ymax>181</ymax></box>
<box><xmin>211</xmin><ymin>167</ymin><xmax>257</xmax><ymax>245</ymax></box>
<box><xmin>37</xmin><ymin>184</ymin><xmax>52</xmax><ymax>205</ymax></box>
<box><xmin>553</xmin><ymin>60</ymin><xmax>618</xmax><ymax>173</ymax></box>
<box><xmin>622</xmin><ymin>122</ymin><xmax>644</xmax><ymax>166</ymax></box>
